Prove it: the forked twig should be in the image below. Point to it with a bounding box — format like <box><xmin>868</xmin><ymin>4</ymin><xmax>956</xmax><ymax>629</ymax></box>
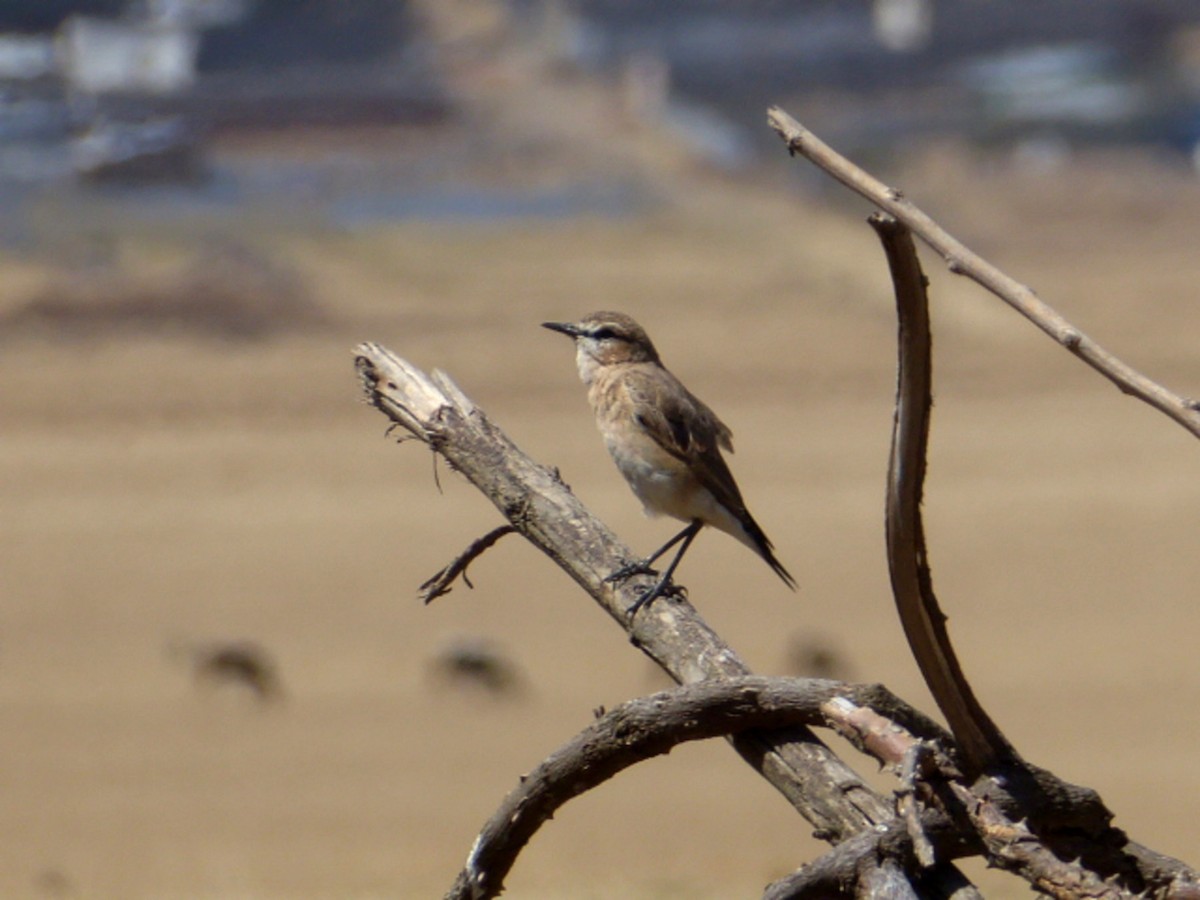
<box><xmin>420</xmin><ymin>524</ymin><xmax>517</xmax><ymax>603</ymax></box>
<box><xmin>768</xmin><ymin>106</ymin><xmax>1200</xmax><ymax>441</ymax></box>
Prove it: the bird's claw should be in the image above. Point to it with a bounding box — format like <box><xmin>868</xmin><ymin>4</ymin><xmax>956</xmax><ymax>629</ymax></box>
<box><xmin>604</xmin><ymin>560</ymin><xmax>658</xmax><ymax>584</ymax></box>
<box><xmin>625</xmin><ymin>578</ymin><xmax>686</xmax><ymax>616</ymax></box>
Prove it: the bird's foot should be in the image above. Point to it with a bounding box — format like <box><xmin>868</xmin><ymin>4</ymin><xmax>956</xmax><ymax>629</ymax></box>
<box><xmin>604</xmin><ymin>559</ymin><xmax>658</xmax><ymax>584</ymax></box>
<box><xmin>625</xmin><ymin>574</ymin><xmax>686</xmax><ymax>616</ymax></box>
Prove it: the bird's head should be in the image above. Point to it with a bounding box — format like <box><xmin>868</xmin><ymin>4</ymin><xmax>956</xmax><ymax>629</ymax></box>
<box><xmin>542</xmin><ymin>312</ymin><xmax>660</xmax><ymax>382</ymax></box>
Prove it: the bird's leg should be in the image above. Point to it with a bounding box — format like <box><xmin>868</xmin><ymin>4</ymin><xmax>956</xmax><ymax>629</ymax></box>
<box><xmin>604</xmin><ymin>521</ymin><xmax>698</xmax><ymax>583</ymax></box>
<box><xmin>625</xmin><ymin>521</ymin><xmax>702</xmax><ymax>615</ymax></box>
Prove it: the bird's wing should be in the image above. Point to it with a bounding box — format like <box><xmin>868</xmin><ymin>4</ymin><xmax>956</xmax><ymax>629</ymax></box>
<box><xmin>624</xmin><ymin>367</ymin><xmax>746</xmax><ymax>513</ymax></box>
<box><xmin>622</xmin><ymin>365</ymin><xmax>796</xmax><ymax>588</ymax></box>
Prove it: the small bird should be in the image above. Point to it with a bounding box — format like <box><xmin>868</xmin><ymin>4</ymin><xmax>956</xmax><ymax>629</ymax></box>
<box><xmin>543</xmin><ymin>311</ymin><xmax>796</xmax><ymax>612</ymax></box>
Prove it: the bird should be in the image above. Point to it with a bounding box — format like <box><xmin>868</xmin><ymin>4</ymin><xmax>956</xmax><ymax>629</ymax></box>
<box><xmin>543</xmin><ymin>311</ymin><xmax>795</xmax><ymax>612</ymax></box>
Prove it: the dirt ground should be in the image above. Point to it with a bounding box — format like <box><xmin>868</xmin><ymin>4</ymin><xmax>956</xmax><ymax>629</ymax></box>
<box><xmin>2</xmin><ymin>134</ymin><xmax>1199</xmax><ymax>899</ymax></box>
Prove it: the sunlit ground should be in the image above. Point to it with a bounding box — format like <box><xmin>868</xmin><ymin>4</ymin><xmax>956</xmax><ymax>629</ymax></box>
<box><xmin>1</xmin><ymin>130</ymin><xmax>1198</xmax><ymax>897</ymax></box>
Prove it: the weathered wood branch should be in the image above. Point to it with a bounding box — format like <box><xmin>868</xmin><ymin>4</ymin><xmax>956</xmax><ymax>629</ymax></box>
<box><xmin>767</xmin><ymin>106</ymin><xmax>1200</xmax><ymax>441</ymax></box>
<box><xmin>354</xmin><ymin>347</ymin><xmax>889</xmax><ymax>829</ymax></box>
<box><xmin>870</xmin><ymin>211</ymin><xmax>1013</xmax><ymax>775</ymax></box>
<box><xmin>359</xmin><ymin>113</ymin><xmax>1198</xmax><ymax>899</ymax></box>
<box><xmin>443</xmin><ymin>676</ymin><xmax>963</xmax><ymax>900</ymax></box>
<box><xmin>420</xmin><ymin>524</ymin><xmax>517</xmax><ymax>603</ymax></box>
<box><xmin>762</xmin><ymin>820</ymin><xmax>976</xmax><ymax>900</ymax></box>
<box><xmin>821</xmin><ymin>700</ymin><xmax>1149</xmax><ymax>900</ymax></box>
<box><xmin>864</xmin><ymin>212</ymin><xmax>1199</xmax><ymax>898</ymax></box>
<box><xmin>354</xmin><ymin>345</ymin><xmax>978</xmax><ymax>897</ymax></box>
<box><xmin>764</xmin><ymin>126</ymin><xmax>1200</xmax><ymax>897</ymax></box>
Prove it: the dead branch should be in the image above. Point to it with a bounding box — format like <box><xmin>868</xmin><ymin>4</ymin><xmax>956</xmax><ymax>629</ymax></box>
<box><xmin>896</xmin><ymin>741</ymin><xmax>938</xmax><ymax>870</ymax></box>
<box><xmin>355</xmin><ymin>342</ymin><xmax>977</xmax><ymax>896</ymax></box>
<box><xmin>767</xmin><ymin>112</ymin><xmax>1200</xmax><ymax>896</ymax></box>
<box><xmin>357</xmin><ymin>112</ymin><xmax>1200</xmax><ymax>893</ymax></box>
<box><xmin>357</xmin><ymin>345</ymin><xmax>889</xmax><ymax>830</ymax></box>
<box><xmin>944</xmin><ymin>780</ymin><xmax>1128</xmax><ymax>900</ymax></box>
<box><xmin>767</xmin><ymin>106</ymin><xmax>1200</xmax><ymax>441</ymax></box>
<box><xmin>762</xmin><ymin>821</ymin><xmax>977</xmax><ymax>900</ymax></box>
<box><xmin>869</xmin><ymin>212</ymin><xmax>1012</xmax><ymax>775</ymax></box>
<box><xmin>857</xmin><ymin>862</ymin><xmax>923</xmax><ymax>900</ymax></box>
<box><xmin>420</xmin><ymin>524</ymin><xmax>517</xmax><ymax>603</ymax></box>
<box><xmin>443</xmin><ymin>676</ymin><xmax>970</xmax><ymax>900</ymax></box>
<box><xmin>866</xmin><ymin>214</ymin><xmax>1158</xmax><ymax>892</ymax></box>
<box><xmin>817</xmin><ymin>699</ymin><xmax>1153</xmax><ymax>900</ymax></box>
<box><xmin>865</xmin><ymin>211</ymin><xmax>1198</xmax><ymax>896</ymax></box>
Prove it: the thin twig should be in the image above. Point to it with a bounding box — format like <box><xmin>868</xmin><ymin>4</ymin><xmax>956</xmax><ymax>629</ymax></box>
<box><xmin>869</xmin><ymin>212</ymin><xmax>1014</xmax><ymax>775</ymax></box>
<box><xmin>822</xmin><ymin>694</ymin><xmax>922</xmax><ymax>770</ymax></box>
<box><xmin>824</xmin><ymin>694</ymin><xmax>941</xmax><ymax>871</ymax></box>
<box><xmin>942</xmin><ymin>781</ymin><xmax>1130</xmax><ymax>900</ymax></box>
<box><xmin>767</xmin><ymin>106</ymin><xmax>1200</xmax><ymax>441</ymax></box>
<box><xmin>898</xmin><ymin>742</ymin><xmax>938</xmax><ymax>870</ymax></box>
<box><xmin>420</xmin><ymin>525</ymin><xmax>517</xmax><ymax>604</ymax></box>
<box><xmin>823</xmin><ymin>699</ymin><xmax>942</xmax><ymax>875</ymax></box>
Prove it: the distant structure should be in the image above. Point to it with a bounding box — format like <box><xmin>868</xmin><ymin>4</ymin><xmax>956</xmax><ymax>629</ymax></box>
<box><xmin>0</xmin><ymin>0</ymin><xmax>447</xmax><ymax>182</ymax></box>
<box><xmin>57</xmin><ymin>15</ymin><xmax>199</xmax><ymax>95</ymax></box>
<box><xmin>571</xmin><ymin>0</ymin><xmax>1200</xmax><ymax>159</ymax></box>
<box><xmin>872</xmin><ymin>0</ymin><xmax>933</xmax><ymax>53</ymax></box>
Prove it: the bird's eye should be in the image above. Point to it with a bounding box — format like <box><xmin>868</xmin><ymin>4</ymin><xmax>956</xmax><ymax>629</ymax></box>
<box><xmin>591</xmin><ymin>327</ymin><xmax>618</xmax><ymax>340</ymax></box>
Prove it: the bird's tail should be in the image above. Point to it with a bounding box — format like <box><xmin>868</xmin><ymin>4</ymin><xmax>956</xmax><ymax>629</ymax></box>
<box><xmin>740</xmin><ymin>513</ymin><xmax>797</xmax><ymax>591</ymax></box>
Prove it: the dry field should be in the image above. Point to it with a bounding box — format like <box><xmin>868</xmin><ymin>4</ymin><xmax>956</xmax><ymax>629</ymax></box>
<box><xmin>1</xmin><ymin>141</ymin><xmax>1198</xmax><ymax>898</ymax></box>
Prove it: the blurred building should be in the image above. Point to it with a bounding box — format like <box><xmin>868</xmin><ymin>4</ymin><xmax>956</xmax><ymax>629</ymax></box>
<box><xmin>0</xmin><ymin>0</ymin><xmax>447</xmax><ymax>182</ymax></box>
<box><xmin>5</xmin><ymin>0</ymin><xmax>1200</xmax><ymax>183</ymax></box>
<box><xmin>568</xmin><ymin>0</ymin><xmax>1200</xmax><ymax>158</ymax></box>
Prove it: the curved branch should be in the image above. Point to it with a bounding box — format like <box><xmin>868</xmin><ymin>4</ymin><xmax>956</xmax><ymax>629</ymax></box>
<box><xmin>870</xmin><ymin>212</ymin><xmax>1013</xmax><ymax>775</ymax></box>
<box><xmin>769</xmin><ymin>124</ymin><xmax>1200</xmax><ymax>894</ymax></box>
<box><xmin>444</xmin><ymin>676</ymin><xmax>963</xmax><ymax>900</ymax></box>
<box><xmin>768</xmin><ymin>106</ymin><xmax>1200</xmax><ymax>441</ymax></box>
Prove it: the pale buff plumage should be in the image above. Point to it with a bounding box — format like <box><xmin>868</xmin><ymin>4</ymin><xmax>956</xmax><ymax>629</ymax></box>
<box><xmin>543</xmin><ymin>311</ymin><xmax>795</xmax><ymax>606</ymax></box>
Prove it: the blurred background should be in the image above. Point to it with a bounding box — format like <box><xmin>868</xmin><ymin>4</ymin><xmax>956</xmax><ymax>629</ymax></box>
<box><xmin>2</xmin><ymin>1</ymin><xmax>1199</xmax><ymax>897</ymax></box>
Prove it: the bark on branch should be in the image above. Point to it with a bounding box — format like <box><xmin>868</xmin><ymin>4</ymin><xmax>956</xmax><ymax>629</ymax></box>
<box><xmin>354</xmin><ymin>345</ymin><xmax>977</xmax><ymax>896</ymax></box>
<box><xmin>767</xmin><ymin>113</ymin><xmax>1200</xmax><ymax>898</ymax></box>
<box><xmin>445</xmin><ymin>676</ymin><xmax>961</xmax><ymax>900</ymax></box>
<box><xmin>767</xmin><ymin>106</ymin><xmax>1200</xmax><ymax>441</ymax></box>
<box><xmin>870</xmin><ymin>212</ymin><xmax>1013</xmax><ymax>775</ymax></box>
<box><xmin>355</xmin><ymin>107</ymin><xmax>1199</xmax><ymax>900</ymax></box>
<box><xmin>353</xmin><ymin>348</ymin><xmax>890</xmax><ymax>829</ymax></box>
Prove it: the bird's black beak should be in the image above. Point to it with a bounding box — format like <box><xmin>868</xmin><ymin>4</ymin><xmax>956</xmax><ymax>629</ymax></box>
<box><xmin>541</xmin><ymin>321</ymin><xmax>581</xmax><ymax>338</ymax></box>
